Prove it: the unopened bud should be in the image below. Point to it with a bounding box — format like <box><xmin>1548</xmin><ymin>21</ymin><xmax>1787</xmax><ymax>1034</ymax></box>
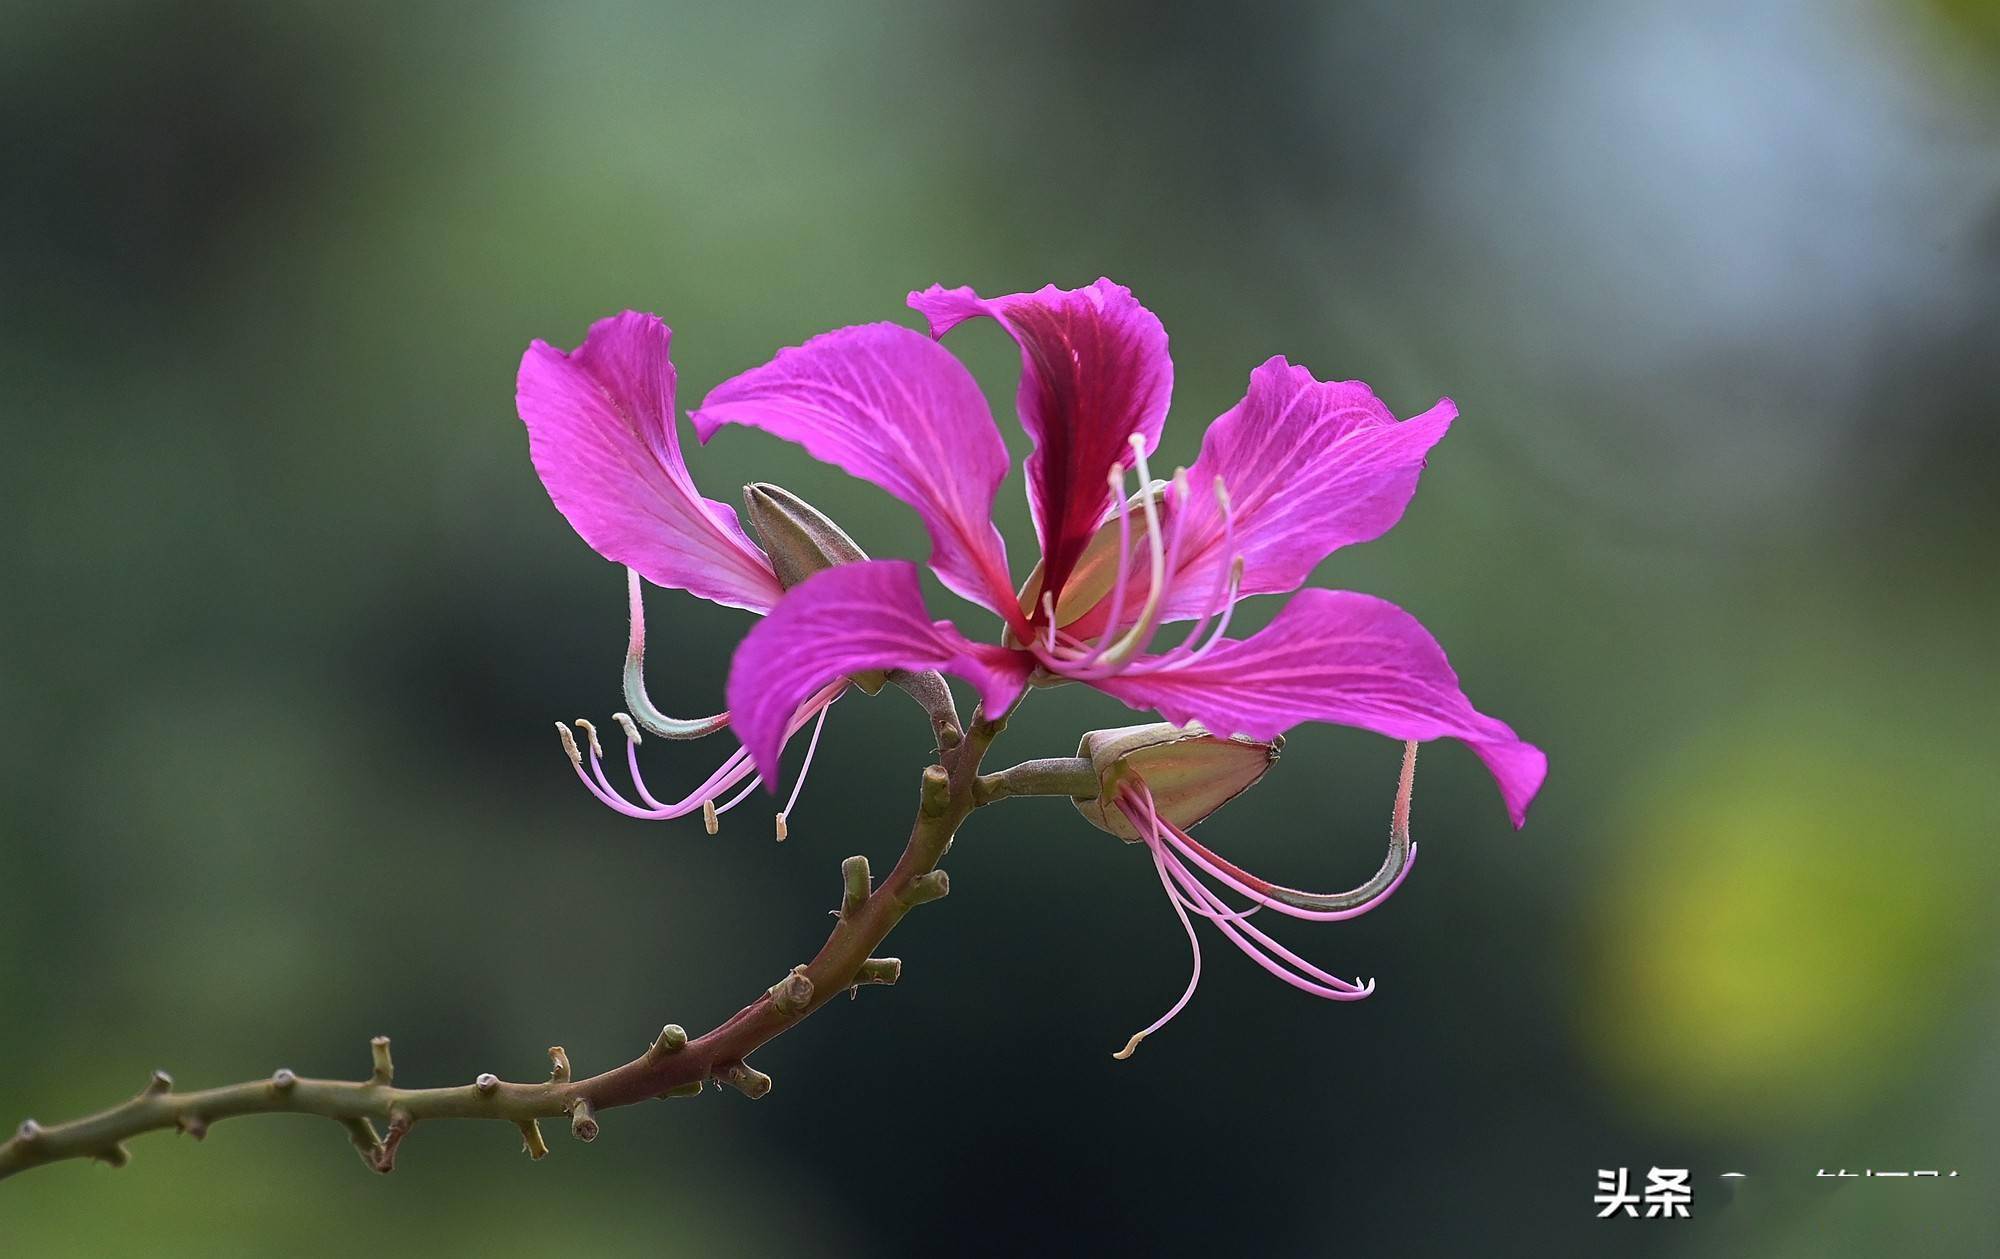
<box><xmin>743</xmin><ymin>482</ymin><xmax>889</xmax><ymax>694</ymax></box>
<box><xmin>1072</xmin><ymin>722</ymin><xmax>1280</xmax><ymax>841</ymax></box>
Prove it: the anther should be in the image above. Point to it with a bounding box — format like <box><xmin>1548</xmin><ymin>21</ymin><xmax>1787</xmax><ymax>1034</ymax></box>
<box><xmin>574</xmin><ymin>718</ymin><xmax>603</xmax><ymax>759</ymax></box>
<box><xmin>703</xmin><ymin>799</ymin><xmax>719</xmax><ymax>834</ymax></box>
<box><xmin>611</xmin><ymin>712</ymin><xmax>642</xmax><ymax>745</ymax></box>
<box><xmin>556</xmin><ymin>723</ymin><xmax>582</xmax><ymax>768</ymax></box>
<box><xmin>774</xmin><ymin>813</ymin><xmax>789</xmax><ymax>842</ymax></box>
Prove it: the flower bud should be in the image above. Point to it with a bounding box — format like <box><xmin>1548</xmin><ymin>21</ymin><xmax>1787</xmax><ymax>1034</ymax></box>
<box><xmin>743</xmin><ymin>482</ymin><xmax>888</xmax><ymax>694</ymax></box>
<box><xmin>1072</xmin><ymin>722</ymin><xmax>1281</xmax><ymax>841</ymax></box>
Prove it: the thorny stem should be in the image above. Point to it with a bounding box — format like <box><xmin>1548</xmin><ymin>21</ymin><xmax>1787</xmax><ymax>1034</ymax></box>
<box><xmin>0</xmin><ymin>694</ymin><xmax>1042</xmax><ymax>1183</ymax></box>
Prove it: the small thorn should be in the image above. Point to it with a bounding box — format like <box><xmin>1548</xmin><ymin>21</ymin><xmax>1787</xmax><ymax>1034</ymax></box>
<box><xmin>1111</xmin><ymin>1032</ymin><xmax>1146</xmax><ymax>1061</ymax></box>
<box><xmin>556</xmin><ymin>723</ymin><xmax>581</xmax><ymax>767</ymax></box>
<box><xmin>658</xmin><ymin>1080</ymin><xmax>703</xmax><ymax>1099</ymax></box>
<box><xmin>774</xmin><ymin>812</ymin><xmax>789</xmax><ymax>842</ymax></box>
<box><xmin>178</xmin><ymin>1114</ymin><xmax>208</xmax><ymax>1141</ymax></box>
<box><xmin>475</xmin><ymin>1073</ymin><xmax>500</xmax><ymax>1095</ymax></box>
<box><xmin>15</xmin><ymin>1119</ymin><xmax>43</xmax><ymax>1143</ymax></box>
<box><xmin>717</xmin><ymin>1062</ymin><xmax>772</xmax><ymax>1099</ymax></box>
<box><xmin>341</xmin><ymin>1116</ymin><xmax>379</xmax><ymax>1164</ymax></box>
<box><xmin>768</xmin><ymin>965</ymin><xmax>814</xmax><ymax>1016</ymax></box>
<box><xmin>702</xmin><ymin>798</ymin><xmax>719</xmax><ymax>834</ymax></box>
<box><xmin>841</xmin><ymin>854</ymin><xmax>872</xmax><ymax>917</ymax></box>
<box><xmin>570</xmin><ymin>1099</ymin><xmax>599</xmax><ymax>1143</ymax></box>
<box><xmin>903</xmin><ymin>869</ymin><xmax>950</xmax><ymax>906</ymax></box>
<box><xmin>145</xmin><ymin>1070</ymin><xmax>173</xmax><ymax>1095</ymax></box>
<box><xmin>574</xmin><ymin>718</ymin><xmax>603</xmax><ymax>759</ymax></box>
<box><xmin>369</xmin><ymin>1035</ymin><xmax>394</xmax><ymax>1085</ymax></box>
<box><xmin>547</xmin><ymin>1046</ymin><xmax>571</xmax><ymax>1084</ymax></box>
<box><xmin>95</xmin><ymin>1143</ymin><xmax>132</xmax><ymax>1169</ymax></box>
<box><xmin>651</xmin><ymin>1025</ymin><xmax>688</xmax><ymax>1056</ymax></box>
<box><xmin>611</xmin><ymin>712</ymin><xmax>641</xmax><ymax>745</ymax></box>
<box><xmin>853</xmin><ymin>957</ymin><xmax>902</xmax><ymax>989</ymax></box>
<box><xmin>370</xmin><ymin>1111</ymin><xmax>412</xmax><ymax>1173</ymax></box>
<box><xmin>270</xmin><ymin>1068</ymin><xmax>297</xmax><ymax>1093</ymax></box>
<box><xmin>517</xmin><ymin>1118</ymin><xmax>549</xmax><ymax>1160</ymax></box>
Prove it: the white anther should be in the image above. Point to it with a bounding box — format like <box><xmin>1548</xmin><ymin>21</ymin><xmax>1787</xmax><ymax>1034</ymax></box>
<box><xmin>556</xmin><ymin>723</ymin><xmax>582</xmax><ymax>768</ymax></box>
<box><xmin>573</xmin><ymin>718</ymin><xmax>603</xmax><ymax>759</ymax></box>
<box><xmin>702</xmin><ymin>799</ymin><xmax>719</xmax><ymax>834</ymax></box>
<box><xmin>612</xmin><ymin>713</ymin><xmax>642</xmax><ymax>745</ymax></box>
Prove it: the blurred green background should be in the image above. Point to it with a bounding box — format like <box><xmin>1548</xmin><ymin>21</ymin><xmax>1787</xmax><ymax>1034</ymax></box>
<box><xmin>3</xmin><ymin>1</ymin><xmax>1996</xmax><ymax>1255</ymax></box>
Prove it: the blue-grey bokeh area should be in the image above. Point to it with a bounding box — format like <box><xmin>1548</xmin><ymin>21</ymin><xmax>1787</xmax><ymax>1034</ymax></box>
<box><xmin>2</xmin><ymin>2</ymin><xmax>1996</xmax><ymax>1255</ymax></box>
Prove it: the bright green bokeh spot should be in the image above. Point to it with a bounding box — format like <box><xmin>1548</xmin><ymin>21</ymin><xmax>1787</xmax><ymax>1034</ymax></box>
<box><xmin>1584</xmin><ymin>735</ymin><xmax>1982</xmax><ymax>1133</ymax></box>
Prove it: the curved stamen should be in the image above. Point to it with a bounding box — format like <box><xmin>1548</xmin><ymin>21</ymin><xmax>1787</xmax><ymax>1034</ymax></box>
<box><xmin>775</xmin><ymin>702</ymin><xmax>831</xmax><ymax>841</ymax></box>
<box><xmin>624</xmin><ymin>567</ymin><xmax>730</xmax><ymax>740</ymax></box>
<box><xmin>1117</xmin><ymin>784</ymin><xmax>1260</xmax><ymax>925</ymax></box>
<box><xmin>1084</xmin><ymin>464</ymin><xmax>1135</xmax><ymax>657</ymax></box>
<box><xmin>1160</xmin><ymin>857</ymin><xmax>1375</xmax><ymax>999</ymax></box>
<box><xmin>1065</xmin><ymin>459</ymin><xmax>1193</xmax><ymax>678</ymax></box>
<box><xmin>555</xmin><ymin>682</ymin><xmax>844</xmax><ymax>824</ymax></box>
<box><xmin>1159</xmin><ymin>740</ymin><xmax>1418</xmax><ymax>919</ymax></box>
<box><xmin>1155</xmin><ymin>475</ymin><xmax>1238</xmax><ymax>662</ymax></box>
<box><xmin>1112</xmin><ymin>832</ymin><xmax>1206</xmax><ymax>1060</ymax></box>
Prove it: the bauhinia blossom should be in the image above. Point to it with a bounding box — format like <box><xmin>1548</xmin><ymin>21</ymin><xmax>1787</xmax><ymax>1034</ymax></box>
<box><xmin>518</xmin><ymin>281</ymin><xmax>1547</xmax><ymax>1052</ymax></box>
<box><xmin>693</xmin><ymin>279</ymin><xmax>1544</xmax><ymax>825</ymax></box>
<box><xmin>516</xmin><ymin>311</ymin><xmax>846</xmax><ymax>836</ymax></box>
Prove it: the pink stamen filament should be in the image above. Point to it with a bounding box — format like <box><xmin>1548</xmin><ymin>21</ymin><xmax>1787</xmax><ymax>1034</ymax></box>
<box><xmin>1109</xmin><ymin>771</ymin><xmax>1405</xmax><ymax>1059</ymax></box>
<box><xmin>1061</xmin><ymin>463</ymin><xmax>1195</xmax><ymax>680</ymax></box>
<box><xmin>561</xmin><ymin>681</ymin><xmax>843</xmax><ymax>824</ymax></box>
<box><xmin>1151</xmin><ymin>475</ymin><xmax>1239</xmax><ymax>664</ymax></box>
<box><xmin>776</xmin><ymin>702</ymin><xmax>831</xmax><ymax>835</ymax></box>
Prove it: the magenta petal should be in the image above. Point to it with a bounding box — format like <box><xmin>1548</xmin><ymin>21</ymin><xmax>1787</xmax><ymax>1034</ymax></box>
<box><xmin>726</xmin><ymin>560</ymin><xmax>1035</xmax><ymax>785</ymax></box>
<box><xmin>910</xmin><ymin>279</ymin><xmax>1172</xmax><ymax>608</ymax></box>
<box><xmin>1096</xmin><ymin>589</ymin><xmax>1546</xmax><ymax>826</ymax></box>
<box><xmin>691</xmin><ymin>322</ymin><xmax>1019</xmax><ymax>621</ymax></box>
<box><xmin>518</xmin><ymin>312</ymin><xmax>784</xmax><ymax>613</ymax></box>
<box><xmin>1160</xmin><ymin>358</ymin><xmax>1457</xmax><ymax>620</ymax></box>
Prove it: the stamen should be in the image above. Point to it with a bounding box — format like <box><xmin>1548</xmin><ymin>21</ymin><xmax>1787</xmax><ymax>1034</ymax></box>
<box><xmin>774</xmin><ymin>703</ymin><xmax>831</xmax><ymax>842</ymax></box>
<box><xmin>1161</xmin><ymin>858</ymin><xmax>1374</xmax><ymax>999</ymax></box>
<box><xmin>1154</xmin><ymin>739</ymin><xmax>1418</xmax><ymax>919</ymax></box>
<box><xmin>1040</xmin><ymin>592</ymin><xmax>1059</xmax><ymax>654</ymax></box>
<box><xmin>1113</xmin><ymin>824</ymin><xmax>1205</xmax><ymax>1060</ymax></box>
<box><xmin>1086</xmin><ymin>464</ymin><xmax>1135</xmax><ymax>657</ymax></box>
<box><xmin>1159</xmin><ymin>475</ymin><xmax>1239</xmax><ymax>660</ymax></box>
<box><xmin>1065</xmin><ymin>445</ymin><xmax>1186</xmax><ymax>676</ymax></box>
<box><xmin>624</xmin><ymin>567</ymin><xmax>731</xmax><ymax>740</ymax></box>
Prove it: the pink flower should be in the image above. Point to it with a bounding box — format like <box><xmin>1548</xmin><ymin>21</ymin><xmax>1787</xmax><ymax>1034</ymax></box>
<box><xmin>693</xmin><ymin>278</ymin><xmax>1545</xmax><ymax>828</ymax></box>
<box><xmin>517</xmin><ymin>311</ymin><xmax>843</xmax><ymax>833</ymax></box>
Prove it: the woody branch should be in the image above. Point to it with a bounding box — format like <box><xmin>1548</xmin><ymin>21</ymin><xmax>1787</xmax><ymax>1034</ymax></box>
<box><xmin>0</xmin><ymin>694</ymin><xmax>1087</xmax><ymax>1183</ymax></box>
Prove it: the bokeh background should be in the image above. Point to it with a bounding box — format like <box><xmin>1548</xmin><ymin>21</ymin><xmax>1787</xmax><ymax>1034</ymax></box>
<box><xmin>3</xmin><ymin>1</ymin><xmax>1996</xmax><ymax>1254</ymax></box>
